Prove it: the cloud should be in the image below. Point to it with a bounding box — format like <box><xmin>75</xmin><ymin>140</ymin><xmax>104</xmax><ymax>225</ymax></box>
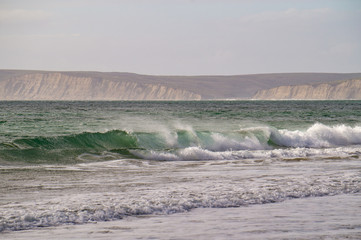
<box><xmin>0</xmin><ymin>9</ymin><xmax>52</xmax><ymax>24</ymax></box>
<box><xmin>239</xmin><ymin>7</ymin><xmax>332</xmax><ymax>24</ymax></box>
<box><xmin>0</xmin><ymin>1</ymin><xmax>359</xmax><ymax>74</ymax></box>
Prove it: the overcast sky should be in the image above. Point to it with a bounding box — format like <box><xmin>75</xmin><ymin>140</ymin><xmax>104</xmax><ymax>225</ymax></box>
<box><xmin>1</xmin><ymin>0</ymin><xmax>360</xmax><ymax>75</ymax></box>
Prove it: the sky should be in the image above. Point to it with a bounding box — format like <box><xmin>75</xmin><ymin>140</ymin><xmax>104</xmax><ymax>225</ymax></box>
<box><xmin>0</xmin><ymin>0</ymin><xmax>360</xmax><ymax>75</ymax></box>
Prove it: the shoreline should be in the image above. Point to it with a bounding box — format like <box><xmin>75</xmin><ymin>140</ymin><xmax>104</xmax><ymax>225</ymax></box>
<box><xmin>3</xmin><ymin>193</ymin><xmax>361</xmax><ymax>240</ymax></box>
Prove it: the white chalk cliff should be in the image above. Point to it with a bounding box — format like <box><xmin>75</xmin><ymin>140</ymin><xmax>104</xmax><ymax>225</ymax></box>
<box><xmin>253</xmin><ymin>79</ymin><xmax>361</xmax><ymax>100</ymax></box>
<box><xmin>0</xmin><ymin>73</ymin><xmax>201</xmax><ymax>100</ymax></box>
<box><xmin>2</xmin><ymin>70</ymin><xmax>361</xmax><ymax>100</ymax></box>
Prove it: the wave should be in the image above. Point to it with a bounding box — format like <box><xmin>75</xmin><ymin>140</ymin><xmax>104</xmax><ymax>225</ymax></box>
<box><xmin>0</xmin><ymin>130</ymin><xmax>139</xmax><ymax>163</ymax></box>
<box><xmin>132</xmin><ymin>146</ymin><xmax>361</xmax><ymax>161</ymax></box>
<box><xmin>1</xmin><ymin>123</ymin><xmax>361</xmax><ymax>163</ymax></box>
<box><xmin>270</xmin><ymin>123</ymin><xmax>361</xmax><ymax>148</ymax></box>
<box><xmin>1</xmin><ymin>171</ymin><xmax>360</xmax><ymax>232</ymax></box>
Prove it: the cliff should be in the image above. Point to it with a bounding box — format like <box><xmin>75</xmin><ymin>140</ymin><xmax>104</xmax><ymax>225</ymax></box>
<box><xmin>253</xmin><ymin>79</ymin><xmax>361</xmax><ymax>100</ymax></box>
<box><xmin>0</xmin><ymin>73</ymin><xmax>201</xmax><ymax>100</ymax></box>
<box><xmin>1</xmin><ymin>70</ymin><xmax>361</xmax><ymax>100</ymax></box>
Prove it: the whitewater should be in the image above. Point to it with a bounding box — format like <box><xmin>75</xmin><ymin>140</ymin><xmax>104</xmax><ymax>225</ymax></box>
<box><xmin>1</xmin><ymin>100</ymin><xmax>361</xmax><ymax>239</ymax></box>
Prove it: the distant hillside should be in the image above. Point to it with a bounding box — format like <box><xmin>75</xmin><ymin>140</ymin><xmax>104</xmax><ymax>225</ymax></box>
<box><xmin>1</xmin><ymin>70</ymin><xmax>361</xmax><ymax>100</ymax></box>
<box><xmin>253</xmin><ymin>79</ymin><xmax>361</xmax><ymax>100</ymax></box>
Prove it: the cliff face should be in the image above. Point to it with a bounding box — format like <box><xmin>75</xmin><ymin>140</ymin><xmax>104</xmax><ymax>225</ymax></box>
<box><xmin>253</xmin><ymin>79</ymin><xmax>361</xmax><ymax>100</ymax></box>
<box><xmin>0</xmin><ymin>73</ymin><xmax>201</xmax><ymax>100</ymax></box>
<box><xmin>2</xmin><ymin>70</ymin><xmax>361</xmax><ymax>100</ymax></box>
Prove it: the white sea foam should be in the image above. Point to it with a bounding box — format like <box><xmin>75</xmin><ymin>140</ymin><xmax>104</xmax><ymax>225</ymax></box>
<box><xmin>1</xmin><ymin>169</ymin><xmax>360</xmax><ymax>232</ymax></box>
<box><xmin>271</xmin><ymin>123</ymin><xmax>361</xmax><ymax>148</ymax></box>
<box><xmin>136</xmin><ymin>123</ymin><xmax>361</xmax><ymax>158</ymax></box>
<box><xmin>129</xmin><ymin>123</ymin><xmax>361</xmax><ymax>161</ymax></box>
<box><xmin>132</xmin><ymin>145</ymin><xmax>360</xmax><ymax>161</ymax></box>
<box><xmin>208</xmin><ymin>133</ymin><xmax>266</xmax><ymax>151</ymax></box>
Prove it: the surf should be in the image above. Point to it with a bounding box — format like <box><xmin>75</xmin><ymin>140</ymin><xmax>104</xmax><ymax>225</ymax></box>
<box><xmin>1</xmin><ymin>123</ymin><xmax>361</xmax><ymax>163</ymax></box>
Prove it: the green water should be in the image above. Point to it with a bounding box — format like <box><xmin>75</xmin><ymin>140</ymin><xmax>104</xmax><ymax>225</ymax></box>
<box><xmin>1</xmin><ymin>101</ymin><xmax>361</xmax><ymax>164</ymax></box>
<box><xmin>1</xmin><ymin>100</ymin><xmax>361</xmax><ymax>235</ymax></box>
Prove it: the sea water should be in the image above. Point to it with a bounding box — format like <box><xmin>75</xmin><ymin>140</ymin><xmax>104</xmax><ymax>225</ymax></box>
<box><xmin>1</xmin><ymin>101</ymin><xmax>361</xmax><ymax>239</ymax></box>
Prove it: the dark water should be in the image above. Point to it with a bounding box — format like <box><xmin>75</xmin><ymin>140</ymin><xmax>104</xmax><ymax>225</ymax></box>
<box><xmin>1</xmin><ymin>101</ymin><xmax>361</xmax><ymax>237</ymax></box>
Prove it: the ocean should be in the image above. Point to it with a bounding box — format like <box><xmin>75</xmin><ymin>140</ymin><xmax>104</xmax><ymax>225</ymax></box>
<box><xmin>1</xmin><ymin>100</ymin><xmax>361</xmax><ymax>239</ymax></box>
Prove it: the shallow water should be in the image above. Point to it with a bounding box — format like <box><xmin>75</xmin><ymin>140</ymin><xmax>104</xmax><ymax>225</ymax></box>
<box><xmin>4</xmin><ymin>193</ymin><xmax>361</xmax><ymax>239</ymax></box>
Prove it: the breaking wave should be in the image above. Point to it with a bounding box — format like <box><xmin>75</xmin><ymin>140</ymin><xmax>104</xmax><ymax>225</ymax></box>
<box><xmin>270</xmin><ymin>123</ymin><xmax>361</xmax><ymax>148</ymax></box>
<box><xmin>1</xmin><ymin>123</ymin><xmax>361</xmax><ymax>163</ymax></box>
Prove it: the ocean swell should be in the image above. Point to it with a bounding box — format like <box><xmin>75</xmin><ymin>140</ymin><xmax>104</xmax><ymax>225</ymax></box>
<box><xmin>1</xmin><ymin>123</ymin><xmax>361</xmax><ymax>163</ymax></box>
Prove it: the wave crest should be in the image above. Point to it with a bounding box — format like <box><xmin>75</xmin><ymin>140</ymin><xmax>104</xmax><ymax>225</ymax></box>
<box><xmin>1</xmin><ymin>123</ymin><xmax>361</xmax><ymax>163</ymax></box>
<box><xmin>270</xmin><ymin>123</ymin><xmax>361</xmax><ymax>148</ymax></box>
